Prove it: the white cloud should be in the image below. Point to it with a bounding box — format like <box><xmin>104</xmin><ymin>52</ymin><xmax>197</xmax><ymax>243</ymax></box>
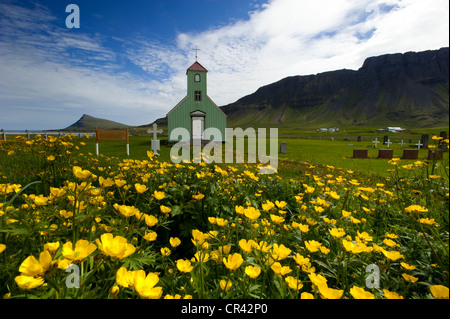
<box><xmin>0</xmin><ymin>0</ymin><xmax>448</xmax><ymax>130</ymax></box>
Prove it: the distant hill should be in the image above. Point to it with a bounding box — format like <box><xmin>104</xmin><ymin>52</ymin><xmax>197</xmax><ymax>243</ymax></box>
<box><xmin>221</xmin><ymin>47</ymin><xmax>449</xmax><ymax>129</ymax></box>
<box><xmin>63</xmin><ymin>114</ymin><xmax>129</xmax><ymax>131</ymax></box>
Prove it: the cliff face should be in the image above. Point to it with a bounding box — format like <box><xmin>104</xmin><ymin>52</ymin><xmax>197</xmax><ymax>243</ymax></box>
<box><xmin>221</xmin><ymin>47</ymin><xmax>449</xmax><ymax>128</ymax></box>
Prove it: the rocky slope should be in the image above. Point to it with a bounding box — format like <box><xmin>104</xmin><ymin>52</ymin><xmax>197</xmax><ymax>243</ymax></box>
<box><xmin>221</xmin><ymin>47</ymin><xmax>449</xmax><ymax>128</ymax></box>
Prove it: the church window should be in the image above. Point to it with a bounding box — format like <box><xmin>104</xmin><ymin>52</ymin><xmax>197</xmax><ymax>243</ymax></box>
<box><xmin>194</xmin><ymin>91</ymin><xmax>202</xmax><ymax>101</ymax></box>
<box><xmin>194</xmin><ymin>74</ymin><xmax>201</xmax><ymax>82</ymax></box>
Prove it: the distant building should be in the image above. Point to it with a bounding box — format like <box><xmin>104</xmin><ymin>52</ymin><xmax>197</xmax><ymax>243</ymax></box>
<box><xmin>377</xmin><ymin>127</ymin><xmax>407</xmax><ymax>133</ymax></box>
<box><xmin>317</xmin><ymin>126</ymin><xmax>339</xmax><ymax>133</ymax></box>
<box><xmin>328</xmin><ymin>126</ymin><xmax>339</xmax><ymax>132</ymax></box>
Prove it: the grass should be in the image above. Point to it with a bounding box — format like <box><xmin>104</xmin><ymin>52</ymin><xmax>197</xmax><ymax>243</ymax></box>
<box><xmin>80</xmin><ymin>135</ymin><xmax>448</xmax><ymax>179</ymax></box>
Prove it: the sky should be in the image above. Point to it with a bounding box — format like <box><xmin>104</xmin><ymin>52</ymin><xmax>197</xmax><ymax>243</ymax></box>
<box><xmin>0</xmin><ymin>0</ymin><xmax>448</xmax><ymax>130</ymax></box>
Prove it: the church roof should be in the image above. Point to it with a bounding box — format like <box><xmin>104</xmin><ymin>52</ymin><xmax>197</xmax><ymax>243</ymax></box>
<box><xmin>187</xmin><ymin>61</ymin><xmax>208</xmax><ymax>72</ymax></box>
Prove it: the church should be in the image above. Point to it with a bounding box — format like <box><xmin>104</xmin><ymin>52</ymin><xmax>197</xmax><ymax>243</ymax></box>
<box><xmin>166</xmin><ymin>59</ymin><xmax>227</xmax><ymax>143</ymax></box>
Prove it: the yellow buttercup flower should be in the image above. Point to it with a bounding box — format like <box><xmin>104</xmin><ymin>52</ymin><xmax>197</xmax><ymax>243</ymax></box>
<box><xmin>275</xmin><ymin>200</ymin><xmax>287</xmax><ymax>209</ymax></box>
<box><xmin>303</xmin><ymin>184</ymin><xmax>315</xmax><ymax>194</ymax></box>
<box><xmin>99</xmin><ymin>176</ymin><xmax>115</xmax><ymax>187</ymax></box>
<box><xmin>235</xmin><ymin>205</ymin><xmax>245</xmax><ymax>215</ymax></box>
<box><xmin>114</xmin><ymin>204</ymin><xmax>139</xmax><ymax>218</ymax></box>
<box><xmin>160</xmin><ymin>205</ymin><xmax>172</xmax><ymax>214</ymax></box>
<box><xmin>342</xmin><ymin>240</ymin><xmax>373</xmax><ymax>254</ymax></box>
<box><xmin>116</xmin><ymin>267</ymin><xmax>137</xmax><ymax>288</ymax></box>
<box><xmin>19</xmin><ymin>251</ymin><xmax>52</xmax><ymax>277</ymax></box>
<box><xmin>96</xmin><ymin>233</ymin><xmax>136</xmax><ymax>260</ymax></box>
<box><xmin>383</xmin><ymin>289</ymin><xmax>404</xmax><ymax>299</ymax></box>
<box><xmin>285</xmin><ymin>276</ymin><xmax>303</xmax><ymax>290</ymax></box>
<box><xmin>114</xmin><ymin>179</ymin><xmax>127</xmax><ymax>188</ymax></box>
<box><xmin>191</xmin><ymin>229</ymin><xmax>209</xmax><ymax>247</ymax></box>
<box><xmin>239</xmin><ymin>239</ymin><xmax>256</xmax><ymax>253</ymax></box>
<box><xmin>270</xmin><ymin>214</ymin><xmax>285</xmax><ymax>224</ymax></box>
<box><xmin>342</xmin><ymin>210</ymin><xmax>352</xmax><ymax>218</ymax></box>
<box><xmin>297</xmin><ymin>223</ymin><xmax>309</xmax><ymax>233</ymax></box>
<box><xmin>134</xmin><ymin>270</ymin><xmax>163</xmax><ymax>299</ymax></box>
<box><xmin>255</xmin><ymin>241</ymin><xmax>272</xmax><ymax>252</ymax></box>
<box><xmin>14</xmin><ymin>275</ymin><xmax>45</xmax><ymax>290</ymax></box>
<box><xmin>305</xmin><ymin>240</ymin><xmax>322</xmax><ymax>253</ymax></box>
<box><xmin>381</xmin><ymin>249</ymin><xmax>404</xmax><ymax>261</ymax></box>
<box><xmin>143</xmin><ymin>231</ymin><xmax>157</xmax><ymax>242</ymax></box>
<box><xmin>271</xmin><ymin>243</ymin><xmax>291</xmax><ymax>261</ymax></box>
<box><xmin>404</xmin><ymin>205</ymin><xmax>428</xmax><ymax>214</ymax></box>
<box><xmin>309</xmin><ymin>275</ymin><xmax>343</xmax><ymax>299</ymax></box>
<box><xmin>62</xmin><ymin>240</ymin><xmax>96</xmax><ymax>262</ymax></box>
<box><xmin>419</xmin><ymin>218</ymin><xmax>435</xmax><ymax>225</ymax></box>
<box><xmin>402</xmin><ymin>273</ymin><xmax>418</xmax><ymax>283</ymax></box>
<box><xmin>350</xmin><ymin>286</ymin><xmax>375</xmax><ymax>299</ymax></box>
<box><xmin>144</xmin><ymin>214</ymin><xmax>158</xmax><ymax>227</ymax></box>
<box><xmin>301</xmin><ymin>292</ymin><xmax>314</xmax><ymax>299</ymax></box>
<box><xmin>223</xmin><ymin>253</ymin><xmax>244</xmax><ymax>271</ymax></box>
<box><xmin>220</xmin><ymin>280</ymin><xmax>232</xmax><ymax>291</ymax></box>
<box><xmin>0</xmin><ymin>244</ymin><xmax>5</xmax><ymax>254</ymax></box>
<box><xmin>194</xmin><ymin>251</ymin><xmax>210</xmax><ymax>263</ymax></box>
<box><xmin>169</xmin><ymin>237</ymin><xmax>181</xmax><ymax>248</ymax></box>
<box><xmin>244</xmin><ymin>207</ymin><xmax>261</xmax><ymax>221</ymax></box>
<box><xmin>72</xmin><ymin>166</ymin><xmax>93</xmax><ymax>180</ymax></box>
<box><xmin>176</xmin><ymin>259</ymin><xmax>193</xmax><ymax>273</ymax></box>
<box><xmin>329</xmin><ymin>228</ymin><xmax>346</xmax><ymax>238</ymax></box>
<box><xmin>215</xmin><ymin>218</ymin><xmax>228</xmax><ymax>227</ymax></box>
<box><xmin>430</xmin><ymin>285</ymin><xmax>449</xmax><ymax>299</ymax></box>
<box><xmin>245</xmin><ymin>265</ymin><xmax>262</xmax><ymax>279</ymax></box>
<box><xmin>293</xmin><ymin>253</ymin><xmax>310</xmax><ymax>267</ymax></box>
<box><xmin>325</xmin><ymin>191</ymin><xmax>340</xmax><ymax>199</ymax></box>
<box><xmin>318</xmin><ymin>284</ymin><xmax>343</xmax><ymax>299</ymax></box>
<box><xmin>383</xmin><ymin>238</ymin><xmax>399</xmax><ymax>247</ymax></box>
<box><xmin>134</xmin><ymin>183</ymin><xmax>148</xmax><ymax>194</ymax></box>
<box><xmin>262</xmin><ymin>200</ymin><xmax>275</xmax><ymax>212</ymax></box>
<box><xmin>192</xmin><ymin>193</ymin><xmax>205</xmax><ymax>200</ymax></box>
<box><xmin>271</xmin><ymin>262</ymin><xmax>292</xmax><ymax>276</ymax></box>
<box><xmin>153</xmin><ymin>190</ymin><xmax>165</xmax><ymax>200</ymax></box>
<box><xmin>400</xmin><ymin>262</ymin><xmax>416</xmax><ymax>271</ymax></box>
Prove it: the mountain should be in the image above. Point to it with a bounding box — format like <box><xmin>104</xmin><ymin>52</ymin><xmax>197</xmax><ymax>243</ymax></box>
<box><xmin>221</xmin><ymin>47</ymin><xmax>449</xmax><ymax>129</ymax></box>
<box><xmin>63</xmin><ymin>114</ymin><xmax>129</xmax><ymax>131</ymax></box>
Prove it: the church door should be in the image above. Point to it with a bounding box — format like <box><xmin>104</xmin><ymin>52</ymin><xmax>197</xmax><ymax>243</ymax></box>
<box><xmin>192</xmin><ymin>116</ymin><xmax>204</xmax><ymax>140</ymax></box>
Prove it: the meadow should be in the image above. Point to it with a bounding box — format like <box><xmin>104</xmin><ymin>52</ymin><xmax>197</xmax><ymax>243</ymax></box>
<box><xmin>0</xmin><ymin>133</ymin><xmax>448</xmax><ymax>299</ymax></box>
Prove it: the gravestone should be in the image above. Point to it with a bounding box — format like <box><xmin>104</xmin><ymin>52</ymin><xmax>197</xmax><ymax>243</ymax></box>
<box><xmin>378</xmin><ymin>149</ymin><xmax>393</xmax><ymax>159</ymax></box>
<box><xmin>147</xmin><ymin>123</ymin><xmax>163</xmax><ymax>156</ymax></box>
<box><xmin>403</xmin><ymin>149</ymin><xmax>418</xmax><ymax>160</ymax></box>
<box><xmin>357</xmin><ymin>136</ymin><xmax>361</xmax><ymax>142</ymax></box>
<box><xmin>420</xmin><ymin>134</ymin><xmax>429</xmax><ymax>149</ymax></box>
<box><xmin>372</xmin><ymin>138</ymin><xmax>380</xmax><ymax>148</ymax></box>
<box><xmin>383</xmin><ymin>135</ymin><xmax>389</xmax><ymax>145</ymax></box>
<box><xmin>280</xmin><ymin>142</ymin><xmax>287</xmax><ymax>154</ymax></box>
<box><xmin>385</xmin><ymin>139</ymin><xmax>392</xmax><ymax>148</ymax></box>
<box><xmin>353</xmin><ymin>149</ymin><xmax>368</xmax><ymax>159</ymax></box>
<box><xmin>428</xmin><ymin>149</ymin><xmax>444</xmax><ymax>160</ymax></box>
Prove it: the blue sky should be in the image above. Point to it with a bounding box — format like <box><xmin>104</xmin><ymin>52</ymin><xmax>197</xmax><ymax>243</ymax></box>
<box><xmin>0</xmin><ymin>0</ymin><xmax>448</xmax><ymax>130</ymax></box>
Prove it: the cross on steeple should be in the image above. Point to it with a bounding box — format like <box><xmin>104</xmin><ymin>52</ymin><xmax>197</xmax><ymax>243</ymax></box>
<box><xmin>192</xmin><ymin>45</ymin><xmax>200</xmax><ymax>61</ymax></box>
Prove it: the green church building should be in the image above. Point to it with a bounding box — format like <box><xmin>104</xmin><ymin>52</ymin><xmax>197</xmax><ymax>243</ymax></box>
<box><xmin>167</xmin><ymin>61</ymin><xmax>227</xmax><ymax>143</ymax></box>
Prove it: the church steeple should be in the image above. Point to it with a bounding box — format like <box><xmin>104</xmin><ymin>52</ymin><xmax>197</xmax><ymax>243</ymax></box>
<box><xmin>186</xmin><ymin>61</ymin><xmax>207</xmax><ymax>98</ymax></box>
